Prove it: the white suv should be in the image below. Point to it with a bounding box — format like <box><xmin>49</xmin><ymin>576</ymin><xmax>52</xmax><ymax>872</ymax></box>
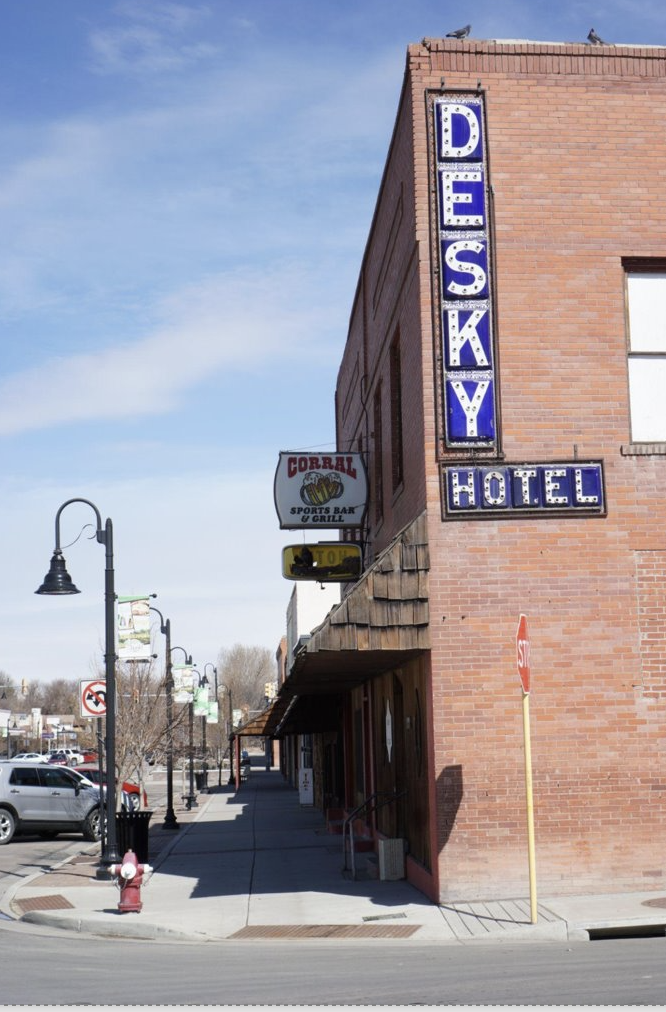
<box><xmin>0</xmin><ymin>761</ymin><xmax>101</xmax><ymax>844</ymax></box>
<box><xmin>47</xmin><ymin>748</ymin><xmax>85</xmax><ymax>764</ymax></box>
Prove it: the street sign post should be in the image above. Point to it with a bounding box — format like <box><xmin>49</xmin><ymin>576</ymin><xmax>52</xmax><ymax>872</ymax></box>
<box><xmin>515</xmin><ymin>613</ymin><xmax>537</xmax><ymax>924</ymax></box>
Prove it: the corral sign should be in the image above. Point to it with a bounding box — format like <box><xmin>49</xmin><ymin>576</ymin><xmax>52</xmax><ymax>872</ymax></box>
<box><xmin>274</xmin><ymin>452</ymin><xmax>368</xmax><ymax>529</ymax></box>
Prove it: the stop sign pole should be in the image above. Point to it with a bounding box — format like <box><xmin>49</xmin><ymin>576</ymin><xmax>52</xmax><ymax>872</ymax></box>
<box><xmin>516</xmin><ymin>613</ymin><xmax>537</xmax><ymax>924</ymax></box>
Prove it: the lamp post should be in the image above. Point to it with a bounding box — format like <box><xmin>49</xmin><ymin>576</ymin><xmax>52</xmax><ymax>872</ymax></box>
<box><xmin>184</xmin><ymin>671</ymin><xmax>210</xmax><ymax>805</ymax></box>
<box><xmin>219</xmin><ymin>682</ymin><xmax>235</xmax><ymax>785</ymax></box>
<box><xmin>170</xmin><ymin>646</ymin><xmax>194</xmax><ymax>811</ymax></box>
<box><xmin>203</xmin><ymin>663</ymin><xmax>217</xmax><ymax>784</ymax></box>
<box><xmin>185</xmin><ymin>669</ymin><xmax>200</xmax><ymax>810</ymax></box>
<box><xmin>149</xmin><ymin>607</ymin><xmax>181</xmax><ymax>831</ymax></box>
<box><xmin>35</xmin><ymin>497</ymin><xmax>120</xmax><ymax>875</ymax></box>
<box><xmin>199</xmin><ymin>673</ymin><xmax>208</xmax><ymax>790</ymax></box>
<box><xmin>1</xmin><ymin>685</ymin><xmax>10</xmax><ymax>759</ymax></box>
<box><xmin>9</xmin><ymin>717</ymin><xmax>19</xmax><ymax>758</ymax></box>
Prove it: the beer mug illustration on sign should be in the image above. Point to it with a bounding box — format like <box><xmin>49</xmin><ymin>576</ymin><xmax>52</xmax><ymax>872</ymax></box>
<box><xmin>300</xmin><ymin>471</ymin><xmax>344</xmax><ymax>506</ymax></box>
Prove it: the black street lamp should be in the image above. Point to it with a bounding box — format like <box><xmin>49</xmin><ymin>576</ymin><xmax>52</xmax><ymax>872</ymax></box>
<box><xmin>199</xmin><ymin>673</ymin><xmax>209</xmax><ymax>790</ymax></box>
<box><xmin>35</xmin><ymin>497</ymin><xmax>120</xmax><ymax>876</ymax></box>
<box><xmin>203</xmin><ymin>663</ymin><xmax>217</xmax><ymax>784</ymax></box>
<box><xmin>218</xmin><ymin>682</ymin><xmax>235</xmax><ymax>785</ymax></box>
<box><xmin>171</xmin><ymin>646</ymin><xmax>194</xmax><ymax>810</ymax></box>
<box><xmin>1</xmin><ymin>689</ymin><xmax>12</xmax><ymax>760</ymax></box>
<box><xmin>185</xmin><ymin>669</ymin><xmax>200</xmax><ymax>811</ymax></box>
<box><xmin>149</xmin><ymin>606</ymin><xmax>181</xmax><ymax>831</ymax></box>
<box><xmin>9</xmin><ymin>717</ymin><xmax>19</xmax><ymax>759</ymax></box>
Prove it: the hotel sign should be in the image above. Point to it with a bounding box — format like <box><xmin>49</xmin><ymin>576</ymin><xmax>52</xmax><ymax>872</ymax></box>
<box><xmin>435</xmin><ymin>95</ymin><xmax>496</xmax><ymax>449</ymax></box>
<box><xmin>433</xmin><ymin>94</ymin><xmax>606</xmax><ymax>523</ymax></box>
<box><xmin>442</xmin><ymin>462</ymin><xmax>605</xmax><ymax>518</ymax></box>
<box><xmin>274</xmin><ymin>452</ymin><xmax>368</xmax><ymax>529</ymax></box>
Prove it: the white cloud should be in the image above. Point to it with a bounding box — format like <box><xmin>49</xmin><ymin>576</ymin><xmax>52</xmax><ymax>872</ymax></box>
<box><xmin>0</xmin><ymin>43</ymin><xmax>397</xmax><ymax>331</ymax></box>
<box><xmin>0</xmin><ymin>259</ymin><xmax>341</xmax><ymax>435</ymax></box>
<box><xmin>89</xmin><ymin>1</ymin><xmax>219</xmax><ymax>76</ymax></box>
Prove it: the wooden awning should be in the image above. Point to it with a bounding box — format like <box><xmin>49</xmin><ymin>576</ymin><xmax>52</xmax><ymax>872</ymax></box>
<box><xmin>285</xmin><ymin>511</ymin><xmax>430</xmax><ymax>696</ymax></box>
<box><xmin>235</xmin><ymin>513</ymin><xmax>430</xmax><ymax>740</ymax></box>
<box><xmin>233</xmin><ymin>697</ymin><xmax>288</xmax><ymax>737</ymax></box>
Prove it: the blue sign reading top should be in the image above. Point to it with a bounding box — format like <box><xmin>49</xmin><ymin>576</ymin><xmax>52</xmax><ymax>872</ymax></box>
<box><xmin>443</xmin><ymin>462</ymin><xmax>605</xmax><ymax>517</ymax></box>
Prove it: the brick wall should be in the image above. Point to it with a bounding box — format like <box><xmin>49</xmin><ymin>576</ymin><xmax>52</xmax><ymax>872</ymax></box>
<box><xmin>337</xmin><ymin>39</ymin><xmax>666</xmax><ymax>900</ymax></box>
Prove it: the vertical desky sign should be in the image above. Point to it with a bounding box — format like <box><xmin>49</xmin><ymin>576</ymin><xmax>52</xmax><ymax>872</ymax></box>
<box><xmin>435</xmin><ymin>95</ymin><xmax>497</xmax><ymax>449</ymax></box>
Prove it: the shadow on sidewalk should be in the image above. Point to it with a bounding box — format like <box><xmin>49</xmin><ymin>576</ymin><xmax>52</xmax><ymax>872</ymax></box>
<box><xmin>150</xmin><ymin>768</ymin><xmax>437</xmax><ymax>912</ymax></box>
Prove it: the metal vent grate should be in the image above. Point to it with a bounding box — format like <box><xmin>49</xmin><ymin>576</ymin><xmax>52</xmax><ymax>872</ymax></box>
<box><xmin>15</xmin><ymin>894</ymin><xmax>75</xmax><ymax>913</ymax></box>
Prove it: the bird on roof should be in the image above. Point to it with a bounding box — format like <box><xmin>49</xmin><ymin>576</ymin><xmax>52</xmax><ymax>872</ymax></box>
<box><xmin>446</xmin><ymin>24</ymin><xmax>471</xmax><ymax>39</ymax></box>
<box><xmin>587</xmin><ymin>28</ymin><xmax>608</xmax><ymax>45</ymax></box>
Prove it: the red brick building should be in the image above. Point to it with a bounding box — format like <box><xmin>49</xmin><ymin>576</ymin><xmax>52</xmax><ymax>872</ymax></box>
<box><xmin>273</xmin><ymin>36</ymin><xmax>666</xmax><ymax>903</ymax></box>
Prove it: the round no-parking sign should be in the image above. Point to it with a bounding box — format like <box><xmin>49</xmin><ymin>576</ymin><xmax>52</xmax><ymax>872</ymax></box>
<box><xmin>80</xmin><ymin>679</ymin><xmax>107</xmax><ymax>718</ymax></box>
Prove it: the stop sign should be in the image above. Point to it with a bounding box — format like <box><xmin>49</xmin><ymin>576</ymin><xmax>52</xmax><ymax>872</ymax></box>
<box><xmin>516</xmin><ymin>613</ymin><xmax>531</xmax><ymax>693</ymax></box>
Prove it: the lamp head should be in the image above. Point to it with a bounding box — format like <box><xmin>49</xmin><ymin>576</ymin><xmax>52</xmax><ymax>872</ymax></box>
<box><xmin>35</xmin><ymin>551</ymin><xmax>81</xmax><ymax>595</ymax></box>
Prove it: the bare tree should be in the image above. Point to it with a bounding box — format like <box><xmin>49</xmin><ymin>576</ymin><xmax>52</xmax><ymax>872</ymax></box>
<box><xmin>112</xmin><ymin>660</ymin><xmax>188</xmax><ymax>809</ymax></box>
<box><xmin>216</xmin><ymin>644</ymin><xmax>275</xmax><ymax>725</ymax></box>
<box><xmin>38</xmin><ymin>678</ymin><xmax>79</xmax><ymax>716</ymax></box>
<box><xmin>0</xmin><ymin>671</ymin><xmax>17</xmax><ymax>707</ymax></box>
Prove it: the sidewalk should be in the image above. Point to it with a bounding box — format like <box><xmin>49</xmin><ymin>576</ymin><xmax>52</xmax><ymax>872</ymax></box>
<box><xmin>2</xmin><ymin>768</ymin><xmax>666</xmax><ymax>944</ymax></box>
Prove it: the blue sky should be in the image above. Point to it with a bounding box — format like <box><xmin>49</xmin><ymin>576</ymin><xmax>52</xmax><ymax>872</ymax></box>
<box><xmin>2</xmin><ymin>0</ymin><xmax>664</xmax><ymax>686</ymax></box>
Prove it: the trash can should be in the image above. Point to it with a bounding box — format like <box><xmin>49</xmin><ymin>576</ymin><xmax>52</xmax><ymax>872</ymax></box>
<box><xmin>115</xmin><ymin>810</ymin><xmax>152</xmax><ymax>863</ymax></box>
<box><xmin>195</xmin><ymin>771</ymin><xmax>208</xmax><ymax>791</ymax></box>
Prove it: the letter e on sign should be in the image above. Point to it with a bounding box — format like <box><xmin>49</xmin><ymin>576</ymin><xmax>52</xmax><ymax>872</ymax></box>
<box><xmin>516</xmin><ymin>614</ymin><xmax>531</xmax><ymax>693</ymax></box>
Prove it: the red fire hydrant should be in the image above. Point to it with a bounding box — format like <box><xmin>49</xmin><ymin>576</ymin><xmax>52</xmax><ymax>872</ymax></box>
<box><xmin>109</xmin><ymin>849</ymin><xmax>152</xmax><ymax>913</ymax></box>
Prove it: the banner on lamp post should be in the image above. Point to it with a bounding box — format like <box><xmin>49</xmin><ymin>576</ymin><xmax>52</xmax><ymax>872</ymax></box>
<box><xmin>172</xmin><ymin>665</ymin><xmax>194</xmax><ymax>703</ymax></box>
<box><xmin>117</xmin><ymin>595</ymin><xmax>152</xmax><ymax>660</ymax></box>
<box><xmin>207</xmin><ymin>701</ymin><xmax>219</xmax><ymax>725</ymax></box>
<box><xmin>193</xmin><ymin>684</ymin><xmax>209</xmax><ymax>717</ymax></box>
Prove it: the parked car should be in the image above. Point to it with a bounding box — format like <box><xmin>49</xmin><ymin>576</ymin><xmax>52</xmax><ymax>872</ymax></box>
<box><xmin>11</xmin><ymin>753</ymin><xmax>49</xmax><ymax>763</ymax></box>
<box><xmin>0</xmin><ymin>760</ymin><xmax>101</xmax><ymax>845</ymax></box>
<box><xmin>48</xmin><ymin>748</ymin><xmax>85</xmax><ymax>766</ymax></box>
<box><xmin>73</xmin><ymin>764</ymin><xmax>148</xmax><ymax>812</ymax></box>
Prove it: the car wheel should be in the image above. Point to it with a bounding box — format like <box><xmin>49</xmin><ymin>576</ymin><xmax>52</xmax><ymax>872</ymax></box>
<box><xmin>0</xmin><ymin>809</ymin><xmax>16</xmax><ymax>845</ymax></box>
<box><xmin>83</xmin><ymin>807</ymin><xmax>102</xmax><ymax>841</ymax></box>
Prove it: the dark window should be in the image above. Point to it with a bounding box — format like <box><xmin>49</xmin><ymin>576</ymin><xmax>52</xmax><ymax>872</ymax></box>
<box><xmin>373</xmin><ymin>385</ymin><xmax>383</xmax><ymax>523</ymax></box>
<box><xmin>39</xmin><ymin>767</ymin><xmax>76</xmax><ymax>789</ymax></box>
<box><xmin>390</xmin><ymin>337</ymin><xmax>404</xmax><ymax>490</ymax></box>
<box><xmin>10</xmin><ymin>767</ymin><xmax>40</xmax><ymax>787</ymax></box>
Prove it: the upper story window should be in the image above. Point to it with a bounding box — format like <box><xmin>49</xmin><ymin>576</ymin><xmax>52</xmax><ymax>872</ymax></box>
<box><xmin>626</xmin><ymin>266</ymin><xmax>666</xmax><ymax>443</ymax></box>
<box><xmin>373</xmin><ymin>385</ymin><xmax>384</xmax><ymax>524</ymax></box>
<box><xmin>390</xmin><ymin>337</ymin><xmax>404</xmax><ymax>491</ymax></box>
